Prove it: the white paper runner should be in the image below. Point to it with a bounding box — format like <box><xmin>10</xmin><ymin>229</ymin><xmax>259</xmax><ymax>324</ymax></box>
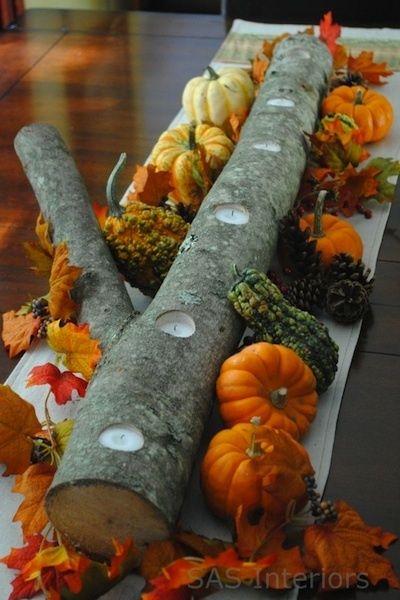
<box><xmin>1</xmin><ymin>18</ymin><xmax>399</xmax><ymax>600</ymax></box>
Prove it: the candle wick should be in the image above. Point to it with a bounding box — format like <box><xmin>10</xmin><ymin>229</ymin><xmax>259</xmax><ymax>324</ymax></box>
<box><xmin>173</xmin><ymin>324</ymin><xmax>177</xmax><ymax>331</ymax></box>
<box><xmin>231</xmin><ymin>210</ymin><xmax>234</xmax><ymax>216</ymax></box>
<box><xmin>121</xmin><ymin>434</ymin><xmax>125</xmax><ymax>440</ymax></box>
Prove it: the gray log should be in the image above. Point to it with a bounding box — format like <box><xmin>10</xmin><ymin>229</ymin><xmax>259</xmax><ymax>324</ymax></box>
<box><xmin>46</xmin><ymin>35</ymin><xmax>332</xmax><ymax>558</ymax></box>
<box><xmin>14</xmin><ymin>124</ymin><xmax>134</xmax><ymax>351</ymax></box>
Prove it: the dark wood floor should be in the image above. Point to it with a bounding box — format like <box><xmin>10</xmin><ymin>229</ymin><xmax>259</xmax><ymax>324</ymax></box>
<box><xmin>0</xmin><ymin>9</ymin><xmax>399</xmax><ymax>599</ymax></box>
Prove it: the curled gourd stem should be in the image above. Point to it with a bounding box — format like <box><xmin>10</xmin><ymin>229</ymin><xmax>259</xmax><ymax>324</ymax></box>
<box><xmin>106</xmin><ymin>152</ymin><xmax>127</xmax><ymax>217</ymax></box>
<box><xmin>270</xmin><ymin>387</ymin><xmax>288</xmax><ymax>409</ymax></box>
<box><xmin>206</xmin><ymin>65</ymin><xmax>220</xmax><ymax>81</ymax></box>
<box><xmin>311</xmin><ymin>189</ymin><xmax>328</xmax><ymax>238</ymax></box>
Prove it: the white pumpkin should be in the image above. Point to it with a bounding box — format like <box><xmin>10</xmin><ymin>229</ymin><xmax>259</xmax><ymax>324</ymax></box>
<box><xmin>182</xmin><ymin>66</ymin><xmax>255</xmax><ymax>128</ymax></box>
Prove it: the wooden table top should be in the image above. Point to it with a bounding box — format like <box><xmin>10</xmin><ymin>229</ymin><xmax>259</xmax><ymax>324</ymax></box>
<box><xmin>0</xmin><ymin>8</ymin><xmax>399</xmax><ymax>599</ymax></box>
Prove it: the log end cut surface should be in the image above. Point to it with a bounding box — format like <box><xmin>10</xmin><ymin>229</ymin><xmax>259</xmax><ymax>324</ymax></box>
<box><xmin>46</xmin><ymin>481</ymin><xmax>170</xmax><ymax>558</ymax></box>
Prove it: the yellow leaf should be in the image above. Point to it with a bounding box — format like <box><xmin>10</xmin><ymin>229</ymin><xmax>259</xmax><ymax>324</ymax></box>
<box><xmin>12</xmin><ymin>463</ymin><xmax>56</xmax><ymax>539</ymax></box>
<box><xmin>48</xmin><ymin>242</ymin><xmax>82</xmax><ymax>320</ymax></box>
<box><xmin>23</xmin><ymin>241</ymin><xmax>54</xmax><ymax>277</ymax></box>
<box><xmin>46</xmin><ymin>320</ymin><xmax>102</xmax><ymax>380</ymax></box>
<box><xmin>0</xmin><ymin>385</ymin><xmax>41</xmax><ymax>475</ymax></box>
<box><xmin>35</xmin><ymin>213</ymin><xmax>54</xmax><ymax>257</ymax></box>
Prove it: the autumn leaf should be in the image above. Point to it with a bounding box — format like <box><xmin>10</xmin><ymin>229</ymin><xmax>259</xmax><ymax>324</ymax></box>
<box><xmin>127</xmin><ymin>164</ymin><xmax>173</xmax><ymax>206</ymax></box>
<box><xmin>23</xmin><ymin>241</ymin><xmax>54</xmax><ymax>278</ymax></box>
<box><xmin>35</xmin><ymin>213</ymin><xmax>54</xmax><ymax>256</ymax></box>
<box><xmin>261</xmin><ymin>33</ymin><xmax>288</xmax><ymax>59</ymax></box>
<box><xmin>27</xmin><ymin>362</ymin><xmax>87</xmax><ymax>405</ymax></box>
<box><xmin>46</xmin><ymin>320</ymin><xmax>102</xmax><ymax>381</ymax></box>
<box><xmin>48</xmin><ymin>241</ymin><xmax>82</xmax><ymax>321</ymax></box>
<box><xmin>175</xmin><ymin>531</ymin><xmax>227</xmax><ymax>559</ymax></box>
<box><xmin>319</xmin><ymin>11</ymin><xmax>341</xmax><ymax>54</ymax></box>
<box><xmin>234</xmin><ymin>505</ymin><xmax>305</xmax><ymax>589</ymax></box>
<box><xmin>364</xmin><ymin>157</ymin><xmax>400</xmax><ymax>203</ymax></box>
<box><xmin>0</xmin><ymin>385</ymin><xmax>41</xmax><ymax>475</ymax></box>
<box><xmin>0</xmin><ymin>534</ymin><xmax>51</xmax><ymax>600</ymax></box>
<box><xmin>303</xmin><ymin>500</ymin><xmax>400</xmax><ymax>591</ymax></box>
<box><xmin>348</xmin><ymin>50</ymin><xmax>393</xmax><ymax>85</ymax></box>
<box><xmin>251</xmin><ymin>55</ymin><xmax>269</xmax><ymax>86</ymax></box>
<box><xmin>92</xmin><ymin>201</ymin><xmax>109</xmax><ymax>229</ymax></box>
<box><xmin>1</xmin><ymin>310</ymin><xmax>41</xmax><ymax>358</ymax></box>
<box><xmin>140</xmin><ymin>539</ymin><xmax>184</xmax><ymax>581</ymax></box>
<box><xmin>12</xmin><ymin>463</ymin><xmax>56</xmax><ymax>539</ymax></box>
<box><xmin>108</xmin><ymin>538</ymin><xmax>141</xmax><ymax>580</ymax></box>
<box><xmin>227</xmin><ymin>110</ymin><xmax>248</xmax><ymax>144</ymax></box>
<box><xmin>333</xmin><ymin>43</ymin><xmax>348</xmax><ymax>70</ymax></box>
<box><xmin>336</xmin><ymin>163</ymin><xmax>380</xmax><ymax>216</ymax></box>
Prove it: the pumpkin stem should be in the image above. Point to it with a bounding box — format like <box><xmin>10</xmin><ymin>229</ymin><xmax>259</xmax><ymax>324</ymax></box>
<box><xmin>188</xmin><ymin>122</ymin><xmax>197</xmax><ymax>151</ymax></box>
<box><xmin>206</xmin><ymin>66</ymin><xmax>220</xmax><ymax>81</ymax></box>
<box><xmin>354</xmin><ymin>89</ymin><xmax>365</xmax><ymax>105</ymax></box>
<box><xmin>106</xmin><ymin>152</ymin><xmax>127</xmax><ymax>217</ymax></box>
<box><xmin>311</xmin><ymin>190</ymin><xmax>328</xmax><ymax>238</ymax></box>
<box><xmin>246</xmin><ymin>416</ymin><xmax>264</xmax><ymax>458</ymax></box>
<box><xmin>269</xmin><ymin>387</ymin><xmax>288</xmax><ymax>409</ymax></box>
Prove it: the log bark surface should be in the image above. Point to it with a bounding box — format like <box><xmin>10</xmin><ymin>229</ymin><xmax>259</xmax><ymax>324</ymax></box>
<box><xmin>14</xmin><ymin>124</ymin><xmax>134</xmax><ymax>351</ymax></box>
<box><xmin>45</xmin><ymin>35</ymin><xmax>332</xmax><ymax>557</ymax></box>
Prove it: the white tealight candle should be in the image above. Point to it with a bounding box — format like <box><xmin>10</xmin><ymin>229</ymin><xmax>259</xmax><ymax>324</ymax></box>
<box><xmin>155</xmin><ymin>310</ymin><xmax>196</xmax><ymax>338</ymax></box>
<box><xmin>98</xmin><ymin>423</ymin><xmax>144</xmax><ymax>452</ymax></box>
<box><xmin>252</xmin><ymin>141</ymin><xmax>281</xmax><ymax>153</ymax></box>
<box><xmin>214</xmin><ymin>203</ymin><xmax>249</xmax><ymax>225</ymax></box>
<box><xmin>267</xmin><ymin>98</ymin><xmax>295</xmax><ymax>108</ymax></box>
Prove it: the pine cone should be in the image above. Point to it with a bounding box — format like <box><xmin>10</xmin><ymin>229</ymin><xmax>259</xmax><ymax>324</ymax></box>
<box><xmin>325</xmin><ymin>279</ymin><xmax>370</xmax><ymax>324</ymax></box>
<box><xmin>285</xmin><ymin>274</ymin><xmax>327</xmax><ymax>312</ymax></box>
<box><xmin>326</xmin><ymin>253</ymin><xmax>374</xmax><ymax>295</ymax></box>
<box><xmin>278</xmin><ymin>210</ymin><xmax>323</xmax><ymax>278</ymax></box>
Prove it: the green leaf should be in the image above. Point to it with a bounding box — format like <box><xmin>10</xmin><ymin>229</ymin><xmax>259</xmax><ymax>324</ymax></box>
<box><xmin>365</xmin><ymin>157</ymin><xmax>400</xmax><ymax>203</ymax></box>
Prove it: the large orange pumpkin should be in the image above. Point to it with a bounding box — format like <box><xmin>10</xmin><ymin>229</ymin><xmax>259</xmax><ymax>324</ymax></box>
<box><xmin>201</xmin><ymin>421</ymin><xmax>314</xmax><ymax>521</ymax></box>
<box><xmin>216</xmin><ymin>342</ymin><xmax>318</xmax><ymax>439</ymax></box>
<box><xmin>321</xmin><ymin>85</ymin><xmax>394</xmax><ymax>143</ymax></box>
<box><xmin>299</xmin><ymin>191</ymin><xmax>363</xmax><ymax>266</ymax></box>
<box><xmin>150</xmin><ymin>122</ymin><xmax>234</xmax><ymax>216</ymax></box>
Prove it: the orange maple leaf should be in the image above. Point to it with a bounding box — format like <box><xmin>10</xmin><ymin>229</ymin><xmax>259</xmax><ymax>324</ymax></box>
<box><xmin>92</xmin><ymin>201</ymin><xmax>109</xmax><ymax>230</ymax></box>
<box><xmin>336</xmin><ymin>164</ymin><xmax>380</xmax><ymax>216</ymax></box>
<box><xmin>333</xmin><ymin>43</ymin><xmax>348</xmax><ymax>70</ymax></box>
<box><xmin>35</xmin><ymin>213</ymin><xmax>54</xmax><ymax>257</ymax></box>
<box><xmin>48</xmin><ymin>241</ymin><xmax>82</xmax><ymax>321</ymax></box>
<box><xmin>251</xmin><ymin>55</ymin><xmax>270</xmax><ymax>86</ymax></box>
<box><xmin>12</xmin><ymin>463</ymin><xmax>56</xmax><ymax>539</ymax></box>
<box><xmin>348</xmin><ymin>50</ymin><xmax>393</xmax><ymax>85</ymax></box>
<box><xmin>261</xmin><ymin>33</ymin><xmax>289</xmax><ymax>59</ymax></box>
<box><xmin>228</xmin><ymin>110</ymin><xmax>249</xmax><ymax>144</ymax></box>
<box><xmin>140</xmin><ymin>539</ymin><xmax>184</xmax><ymax>581</ymax></box>
<box><xmin>303</xmin><ymin>500</ymin><xmax>400</xmax><ymax>591</ymax></box>
<box><xmin>127</xmin><ymin>164</ymin><xmax>173</xmax><ymax>207</ymax></box>
<box><xmin>0</xmin><ymin>385</ymin><xmax>41</xmax><ymax>475</ymax></box>
<box><xmin>1</xmin><ymin>310</ymin><xmax>41</xmax><ymax>358</ymax></box>
<box><xmin>235</xmin><ymin>505</ymin><xmax>305</xmax><ymax>589</ymax></box>
<box><xmin>46</xmin><ymin>320</ymin><xmax>102</xmax><ymax>380</ymax></box>
<box><xmin>319</xmin><ymin>11</ymin><xmax>341</xmax><ymax>54</ymax></box>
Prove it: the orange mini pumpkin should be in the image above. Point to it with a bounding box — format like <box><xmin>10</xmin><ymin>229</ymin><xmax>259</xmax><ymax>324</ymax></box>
<box><xmin>216</xmin><ymin>342</ymin><xmax>318</xmax><ymax>440</ymax></box>
<box><xmin>321</xmin><ymin>85</ymin><xmax>394</xmax><ymax>143</ymax></box>
<box><xmin>201</xmin><ymin>421</ymin><xmax>314</xmax><ymax>521</ymax></box>
<box><xmin>299</xmin><ymin>191</ymin><xmax>363</xmax><ymax>266</ymax></box>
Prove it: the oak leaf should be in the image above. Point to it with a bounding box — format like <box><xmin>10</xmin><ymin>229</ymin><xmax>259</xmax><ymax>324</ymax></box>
<box><xmin>348</xmin><ymin>50</ymin><xmax>393</xmax><ymax>85</ymax></box>
<box><xmin>12</xmin><ymin>463</ymin><xmax>56</xmax><ymax>539</ymax></box>
<box><xmin>319</xmin><ymin>11</ymin><xmax>341</xmax><ymax>54</ymax></box>
<box><xmin>46</xmin><ymin>320</ymin><xmax>102</xmax><ymax>381</ymax></box>
<box><xmin>128</xmin><ymin>164</ymin><xmax>173</xmax><ymax>206</ymax></box>
<box><xmin>303</xmin><ymin>500</ymin><xmax>400</xmax><ymax>591</ymax></box>
<box><xmin>1</xmin><ymin>310</ymin><xmax>41</xmax><ymax>358</ymax></box>
<box><xmin>27</xmin><ymin>362</ymin><xmax>87</xmax><ymax>405</ymax></box>
<box><xmin>0</xmin><ymin>385</ymin><xmax>41</xmax><ymax>475</ymax></box>
<box><xmin>48</xmin><ymin>241</ymin><xmax>82</xmax><ymax>320</ymax></box>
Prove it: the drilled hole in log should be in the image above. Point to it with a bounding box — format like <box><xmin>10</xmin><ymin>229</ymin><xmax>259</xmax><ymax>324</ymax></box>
<box><xmin>155</xmin><ymin>310</ymin><xmax>196</xmax><ymax>337</ymax></box>
<box><xmin>46</xmin><ymin>483</ymin><xmax>170</xmax><ymax>558</ymax></box>
<box><xmin>267</xmin><ymin>98</ymin><xmax>295</xmax><ymax>108</ymax></box>
<box><xmin>214</xmin><ymin>203</ymin><xmax>250</xmax><ymax>224</ymax></box>
<box><xmin>98</xmin><ymin>423</ymin><xmax>144</xmax><ymax>452</ymax></box>
<box><xmin>252</xmin><ymin>141</ymin><xmax>281</xmax><ymax>152</ymax></box>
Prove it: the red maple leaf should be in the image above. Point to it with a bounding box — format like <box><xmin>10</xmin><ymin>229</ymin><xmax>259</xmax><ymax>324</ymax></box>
<box><xmin>26</xmin><ymin>363</ymin><xmax>87</xmax><ymax>405</ymax></box>
<box><xmin>319</xmin><ymin>11</ymin><xmax>341</xmax><ymax>54</ymax></box>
